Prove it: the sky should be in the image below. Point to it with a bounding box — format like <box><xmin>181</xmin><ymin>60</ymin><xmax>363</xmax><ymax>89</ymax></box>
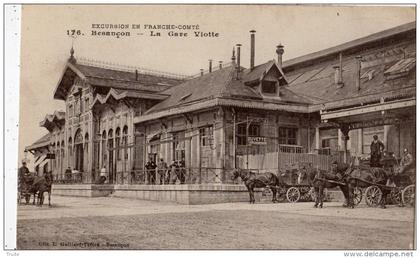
<box><xmin>18</xmin><ymin>4</ymin><xmax>415</xmax><ymax>164</ymax></box>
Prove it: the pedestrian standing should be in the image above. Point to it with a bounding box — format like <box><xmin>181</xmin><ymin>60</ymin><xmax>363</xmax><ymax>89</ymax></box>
<box><xmin>18</xmin><ymin>161</ymin><xmax>30</xmax><ymax>186</ymax></box>
<box><xmin>157</xmin><ymin>158</ymin><xmax>167</xmax><ymax>185</ymax></box>
<box><xmin>169</xmin><ymin>160</ymin><xmax>179</xmax><ymax>184</ymax></box>
<box><xmin>99</xmin><ymin>165</ymin><xmax>107</xmax><ymax>184</ymax></box>
<box><xmin>370</xmin><ymin>135</ymin><xmax>385</xmax><ymax>167</ymax></box>
<box><xmin>145</xmin><ymin>157</ymin><xmax>157</xmax><ymax>184</ymax></box>
<box><xmin>399</xmin><ymin>148</ymin><xmax>414</xmax><ymax>174</ymax></box>
<box><xmin>179</xmin><ymin>157</ymin><xmax>186</xmax><ymax>184</ymax></box>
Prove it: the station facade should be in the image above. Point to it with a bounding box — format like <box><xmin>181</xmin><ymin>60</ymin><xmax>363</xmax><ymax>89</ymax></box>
<box><xmin>25</xmin><ymin>22</ymin><xmax>416</xmax><ymax>185</ymax></box>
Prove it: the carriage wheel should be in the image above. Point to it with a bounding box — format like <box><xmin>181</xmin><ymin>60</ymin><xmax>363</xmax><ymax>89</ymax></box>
<box><xmin>286</xmin><ymin>187</ymin><xmax>300</xmax><ymax>203</ymax></box>
<box><xmin>402</xmin><ymin>185</ymin><xmax>415</xmax><ymax>207</ymax></box>
<box><xmin>365</xmin><ymin>186</ymin><xmax>382</xmax><ymax>207</ymax></box>
<box><xmin>353</xmin><ymin>187</ymin><xmax>363</xmax><ymax>206</ymax></box>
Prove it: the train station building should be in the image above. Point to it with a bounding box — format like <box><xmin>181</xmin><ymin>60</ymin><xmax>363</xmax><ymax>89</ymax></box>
<box><xmin>25</xmin><ymin>22</ymin><xmax>416</xmax><ymax>203</ymax></box>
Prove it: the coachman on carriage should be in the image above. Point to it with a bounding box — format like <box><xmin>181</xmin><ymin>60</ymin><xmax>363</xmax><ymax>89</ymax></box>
<box><xmin>18</xmin><ymin>161</ymin><xmax>53</xmax><ymax>206</ymax></box>
<box><xmin>344</xmin><ymin>149</ymin><xmax>415</xmax><ymax>209</ymax></box>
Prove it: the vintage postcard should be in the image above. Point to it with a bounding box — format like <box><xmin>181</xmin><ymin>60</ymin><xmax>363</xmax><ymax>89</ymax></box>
<box><xmin>3</xmin><ymin>3</ymin><xmax>417</xmax><ymax>254</ymax></box>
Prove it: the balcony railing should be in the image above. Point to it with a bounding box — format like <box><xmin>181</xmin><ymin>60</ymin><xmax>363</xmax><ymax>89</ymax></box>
<box><xmin>278</xmin><ymin>144</ymin><xmax>305</xmax><ymax>153</ymax></box>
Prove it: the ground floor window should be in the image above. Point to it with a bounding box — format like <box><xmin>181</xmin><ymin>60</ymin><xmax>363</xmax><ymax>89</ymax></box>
<box><xmin>200</xmin><ymin>125</ymin><xmax>214</xmax><ymax>147</ymax></box>
<box><xmin>173</xmin><ymin>131</ymin><xmax>185</xmax><ymax>161</ymax></box>
<box><xmin>278</xmin><ymin>127</ymin><xmax>298</xmax><ymax>145</ymax></box>
<box><xmin>237</xmin><ymin>123</ymin><xmax>260</xmax><ymax>146</ymax></box>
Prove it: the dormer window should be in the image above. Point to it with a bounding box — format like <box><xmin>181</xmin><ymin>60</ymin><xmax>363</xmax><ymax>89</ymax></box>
<box><xmin>261</xmin><ymin>80</ymin><xmax>277</xmax><ymax>94</ymax></box>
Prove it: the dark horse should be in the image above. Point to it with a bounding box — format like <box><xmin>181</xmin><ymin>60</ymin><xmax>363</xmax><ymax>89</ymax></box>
<box><xmin>25</xmin><ymin>171</ymin><xmax>53</xmax><ymax>206</ymax></box>
<box><xmin>231</xmin><ymin>169</ymin><xmax>280</xmax><ymax>204</ymax></box>
<box><xmin>305</xmin><ymin>163</ymin><xmax>350</xmax><ymax>208</ymax></box>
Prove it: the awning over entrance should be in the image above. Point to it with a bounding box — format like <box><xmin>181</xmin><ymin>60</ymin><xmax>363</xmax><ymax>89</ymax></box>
<box><xmin>34</xmin><ymin>154</ymin><xmax>47</xmax><ymax>168</ymax></box>
<box><xmin>320</xmin><ymin>98</ymin><xmax>415</xmax><ymax>129</ymax></box>
<box><xmin>38</xmin><ymin>158</ymin><xmax>49</xmax><ymax>171</ymax></box>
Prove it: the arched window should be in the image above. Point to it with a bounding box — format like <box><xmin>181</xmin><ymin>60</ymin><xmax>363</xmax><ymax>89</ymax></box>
<box><xmin>122</xmin><ymin>126</ymin><xmax>128</xmax><ymax>160</ymax></box>
<box><xmin>74</xmin><ymin>129</ymin><xmax>83</xmax><ymax>145</ymax></box>
<box><xmin>108</xmin><ymin>129</ymin><xmax>114</xmax><ymax>155</ymax></box>
<box><xmin>61</xmin><ymin>140</ymin><xmax>65</xmax><ymax>176</ymax></box>
<box><xmin>101</xmin><ymin>130</ymin><xmax>107</xmax><ymax>165</ymax></box>
<box><xmin>84</xmin><ymin>133</ymin><xmax>89</xmax><ymax>147</ymax></box>
<box><xmin>115</xmin><ymin>127</ymin><xmax>121</xmax><ymax>160</ymax></box>
<box><xmin>84</xmin><ymin>133</ymin><xmax>89</xmax><ymax>172</ymax></box>
<box><xmin>68</xmin><ymin>137</ymin><xmax>73</xmax><ymax>169</ymax></box>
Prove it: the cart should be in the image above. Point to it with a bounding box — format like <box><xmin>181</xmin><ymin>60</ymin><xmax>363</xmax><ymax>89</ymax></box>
<box><xmin>275</xmin><ymin>164</ymin><xmax>328</xmax><ymax>203</ymax></box>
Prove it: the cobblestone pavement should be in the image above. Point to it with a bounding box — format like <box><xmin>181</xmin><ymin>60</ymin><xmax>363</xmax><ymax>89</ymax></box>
<box><xmin>18</xmin><ymin>195</ymin><xmax>414</xmax><ymax>222</ymax></box>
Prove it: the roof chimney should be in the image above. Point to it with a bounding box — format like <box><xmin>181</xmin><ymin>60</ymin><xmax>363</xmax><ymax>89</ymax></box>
<box><xmin>219</xmin><ymin>61</ymin><xmax>223</xmax><ymax>70</ymax></box>
<box><xmin>276</xmin><ymin>44</ymin><xmax>284</xmax><ymax>69</ymax></box>
<box><xmin>236</xmin><ymin>44</ymin><xmax>242</xmax><ymax>80</ymax></box>
<box><xmin>231</xmin><ymin>47</ymin><xmax>236</xmax><ymax>65</ymax></box>
<box><xmin>209</xmin><ymin>59</ymin><xmax>213</xmax><ymax>73</ymax></box>
<box><xmin>339</xmin><ymin>52</ymin><xmax>343</xmax><ymax>83</ymax></box>
<box><xmin>200</xmin><ymin>69</ymin><xmax>204</xmax><ymax>76</ymax></box>
<box><xmin>333</xmin><ymin>65</ymin><xmax>343</xmax><ymax>88</ymax></box>
<box><xmin>250</xmin><ymin>30</ymin><xmax>256</xmax><ymax>70</ymax></box>
<box><xmin>355</xmin><ymin>56</ymin><xmax>362</xmax><ymax>91</ymax></box>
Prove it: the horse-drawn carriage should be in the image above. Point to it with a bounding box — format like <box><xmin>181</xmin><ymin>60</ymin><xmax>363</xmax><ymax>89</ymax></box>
<box><xmin>345</xmin><ymin>153</ymin><xmax>415</xmax><ymax>208</ymax></box>
<box><xmin>18</xmin><ymin>171</ymin><xmax>53</xmax><ymax>206</ymax></box>
<box><xmin>275</xmin><ymin>164</ymin><xmax>327</xmax><ymax>203</ymax></box>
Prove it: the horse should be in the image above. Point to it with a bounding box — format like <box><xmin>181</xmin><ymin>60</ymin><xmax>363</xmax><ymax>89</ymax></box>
<box><xmin>305</xmin><ymin>162</ymin><xmax>351</xmax><ymax>208</ymax></box>
<box><xmin>231</xmin><ymin>169</ymin><xmax>281</xmax><ymax>204</ymax></box>
<box><xmin>38</xmin><ymin>171</ymin><xmax>53</xmax><ymax>206</ymax></box>
<box><xmin>27</xmin><ymin>171</ymin><xmax>53</xmax><ymax>206</ymax></box>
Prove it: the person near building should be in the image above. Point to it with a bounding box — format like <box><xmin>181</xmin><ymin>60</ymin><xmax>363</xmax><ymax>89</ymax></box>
<box><xmin>168</xmin><ymin>160</ymin><xmax>178</xmax><ymax>184</ymax></box>
<box><xmin>65</xmin><ymin>167</ymin><xmax>72</xmax><ymax>183</ymax></box>
<box><xmin>99</xmin><ymin>165</ymin><xmax>107</xmax><ymax>184</ymax></box>
<box><xmin>179</xmin><ymin>157</ymin><xmax>186</xmax><ymax>184</ymax></box>
<box><xmin>145</xmin><ymin>157</ymin><xmax>157</xmax><ymax>184</ymax></box>
<box><xmin>156</xmin><ymin>158</ymin><xmax>167</xmax><ymax>185</ymax></box>
<box><xmin>399</xmin><ymin>148</ymin><xmax>414</xmax><ymax>174</ymax></box>
<box><xmin>18</xmin><ymin>161</ymin><xmax>30</xmax><ymax>185</ymax></box>
<box><xmin>370</xmin><ymin>135</ymin><xmax>385</xmax><ymax>167</ymax></box>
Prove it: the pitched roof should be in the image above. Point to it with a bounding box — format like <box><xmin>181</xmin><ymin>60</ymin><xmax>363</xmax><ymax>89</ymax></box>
<box><xmin>146</xmin><ymin>62</ymin><xmax>312</xmax><ymax>115</ymax></box>
<box><xmin>146</xmin><ymin>65</ymin><xmax>238</xmax><ymax>114</ymax></box>
<box><xmin>53</xmin><ymin>62</ymin><xmax>184</xmax><ymax>100</ymax></box>
<box><xmin>25</xmin><ymin>133</ymin><xmax>51</xmax><ymax>151</ymax></box>
<box><xmin>283</xmin><ymin>21</ymin><xmax>415</xmax><ymax>71</ymax></box>
<box><xmin>287</xmin><ymin>56</ymin><xmax>416</xmax><ymax>110</ymax></box>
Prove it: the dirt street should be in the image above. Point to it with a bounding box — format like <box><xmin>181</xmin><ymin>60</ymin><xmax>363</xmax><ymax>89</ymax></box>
<box><xmin>17</xmin><ymin>196</ymin><xmax>415</xmax><ymax>250</ymax></box>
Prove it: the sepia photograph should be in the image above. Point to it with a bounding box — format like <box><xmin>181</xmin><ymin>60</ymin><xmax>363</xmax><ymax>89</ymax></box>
<box><xmin>3</xmin><ymin>3</ymin><xmax>417</xmax><ymax>253</ymax></box>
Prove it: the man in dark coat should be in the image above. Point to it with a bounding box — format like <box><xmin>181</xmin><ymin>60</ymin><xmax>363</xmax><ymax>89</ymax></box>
<box><xmin>179</xmin><ymin>157</ymin><xmax>186</xmax><ymax>184</ymax></box>
<box><xmin>18</xmin><ymin>161</ymin><xmax>30</xmax><ymax>184</ymax></box>
<box><xmin>145</xmin><ymin>157</ymin><xmax>157</xmax><ymax>184</ymax></box>
<box><xmin>370</xmin><ymin>135</ymin><xmax>385</xmax><ymax>167</ymax></box>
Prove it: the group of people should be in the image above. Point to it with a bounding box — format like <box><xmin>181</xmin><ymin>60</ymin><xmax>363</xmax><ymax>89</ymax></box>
<box><xmin>145</xmin><ymin>157</ymin><xmax>186</xmax><ymax>185</ymax></box>
<box><xmin>370</xmin><ymin>134</ymin><xmax>414</xmax><ymax>173</ymax></box>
